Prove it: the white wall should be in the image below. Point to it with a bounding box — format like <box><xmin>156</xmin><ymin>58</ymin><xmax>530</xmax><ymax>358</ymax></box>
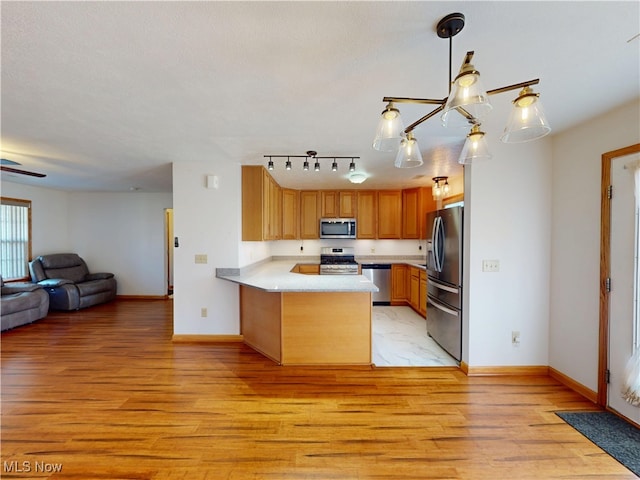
<box><xmin>465</xmin><ymin>130</ymin><xmax>553</xmax><ymax>367</ymax></box>
<box><xmin>172</xmin><ymin>161</ymin><xmax>240</xmax><ymax>335</ymax></box>
<box><xmin>1</xmin><ymin>181</ymin><xmax>70</xmax><ymax>254</ymax></box>
<box><xmin>549</xmin><ymin>99</ymin><xmax>640</xmax><ymax>391</ymax></box>
<box><xmin>67</xmin><ymin>192</ymin><xmax>172</xmax><ymax>296</ymax></box>
<box><xmin>1</xmin><ymin>180</ymin><xmax>171</xmax><ymax>296</ymax></box>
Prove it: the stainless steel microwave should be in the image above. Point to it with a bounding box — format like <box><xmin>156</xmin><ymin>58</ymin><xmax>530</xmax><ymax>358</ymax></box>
<box><xmin>319</xmin><ymin>218</ymin><xmax>357</xmax><ymax>239</ymax></box>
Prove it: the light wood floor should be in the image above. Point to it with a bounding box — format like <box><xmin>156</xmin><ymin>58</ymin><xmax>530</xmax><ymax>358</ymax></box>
<box><xmin>1</xmin><ymin>299</ymin><xmax>636</xmax><ymax>479</ymax></box>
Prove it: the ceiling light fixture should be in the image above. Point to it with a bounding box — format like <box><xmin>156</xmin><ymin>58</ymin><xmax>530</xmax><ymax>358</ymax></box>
<box><xmin>263</xmin><ymin>151</ymin><xmax>360</xmax><ymax>173</ymax></box>
<box><xmin>459</xmin><ymin>124</ymin><xmax>491</xmax><ymax>164</ymax></box>
<box><xmin>349</xmin><ymin>173</ymin><xmax>367</xmax><ymax>184</ymax></box>
<box><xmin>432</xmin><ymin>176</ymin><xmax>450</xmax><ymax>199</ymax></box>
<box><xmin>373</xmin><ymin>12</ymin><xmax>550</xmax><ymax>167</ymax></box>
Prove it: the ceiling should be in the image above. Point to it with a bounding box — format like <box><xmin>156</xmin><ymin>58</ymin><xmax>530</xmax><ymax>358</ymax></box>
<box><xmin>1</xmin><ymin>1</ymin><xmax>638</xmax><ymax>192</ymax></box>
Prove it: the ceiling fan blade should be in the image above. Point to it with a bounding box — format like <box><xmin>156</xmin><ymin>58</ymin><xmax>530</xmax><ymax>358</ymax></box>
<box><xmin>1</xmin><ymin>158</ymin><xmax>22</xmax><ymax>166</ymax></box>
<box><xmin>1</xmin><ymin>165</ymin><xmax>47</xmax><ymax>178</ymax></box>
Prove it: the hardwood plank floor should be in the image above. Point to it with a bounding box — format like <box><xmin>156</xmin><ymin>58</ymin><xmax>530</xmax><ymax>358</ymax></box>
<box><xmin>1</xmin><ymin>299</ymin><xmax>636</xmax><ymax>479</ymax></box>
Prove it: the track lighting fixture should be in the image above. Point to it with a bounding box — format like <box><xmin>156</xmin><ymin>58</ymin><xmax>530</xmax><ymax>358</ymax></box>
<box><xmin>373</xmin><ymin>12</ymin><xmax>551</xmax><ymax>167</ymax></box>
<box><xmin>263</xmin><ymin>151</ymin><xmax>360</xmax><ymax>175</ymax></box>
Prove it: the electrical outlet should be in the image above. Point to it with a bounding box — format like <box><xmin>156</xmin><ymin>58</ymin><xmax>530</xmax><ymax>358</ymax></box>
<box><xmin>482</xmin><ymin>259</ymin><xmax>500</xmax><ymax>272</ymax></box>
<box><xmin>201</xmin><ymin>307</ymin><xmax>208</xmax><ymax>318</ymax></box>
<box><xmin>512</xmin><ymin>331</ymin><xmax>520</xmax><ymax>346</ymax></box>
<box><xmin>195</xmin><ymin>254</ymin><xmax>208</xmax><ymax>264</ymax></box>
<box><xmin>370</xmin><ymin>247</ymin><xmax>375</xmax><ymax>253</ymax></box>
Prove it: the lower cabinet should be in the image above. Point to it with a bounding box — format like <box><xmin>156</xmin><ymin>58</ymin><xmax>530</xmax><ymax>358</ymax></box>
<box><xmin>419</xmin><ymin>270</ymin><xmax>427</xmax><ymax>317</ymax></box>
<box><xmin>391</xmin><ymin>264</ymin><xmax>407</xmax><ymax>304</ymax></box>
<box><xmin>391</xmin><ymin>264</ymin><xmax>426</xmax><ymax>317</ymax></box>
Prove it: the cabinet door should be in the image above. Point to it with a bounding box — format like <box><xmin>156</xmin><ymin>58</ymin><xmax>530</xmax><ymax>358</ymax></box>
<box><xmin>270</xmin><ymin>178</ymin><xmax>282</xmax><ymax>240</ymax></box>
<box><xmin>402</xmin><ymin>188</ymin><xmax>420</xmax><ymax>239</ymax></box>
<box><xmin>241</xmin><ymin>166</ymin><xmax>266</xmax><ymax>241</ymax></box>
<box><xmin>282</xmin><ymin>189</ymin><xmax>299</xmax><ymax>240</ymax></box>
<box><xmin>320</xmin><ymin>191</ymin><xmax>338</xmax><ymax>218</ymax></box>
<box><xmin>391</xmin><ymin>264</ymin><xmax>408</xmax><ymax>303</ymax></box>
<box><xmin>419</xmin><ymin>270</ymin><xmax>427</xmax><ymax>317</ymax></box>
<box><xmin>409</xmin><ymin>267</ymin><xmax>420</xmax><ymax>312</ymax></box>
<box><xmin>378</xmin><ymin>190</ymin><xmax>402</xmax><ymax>239</ymax></box>
<box><xmin>339</xmin><ymin>191</ymin><xmax>357</xmax><ymax>218</ymax></box>
<box><xmin>300</xmin><ymin>191</ymin><xmax>320</xmax><ymax>239</ymax></box>
<box><xmin>356</xmin><ymin>191</ymin><xmax>377</xmax><ymax>239</ymax></box>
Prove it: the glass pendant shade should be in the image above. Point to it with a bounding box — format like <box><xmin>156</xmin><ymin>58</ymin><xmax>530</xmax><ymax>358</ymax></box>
<box><xmin>394</xmin><ymin>132</ymin><xmax>423</xmax><ymax>168</ymax></box>
<box><xmin>441</xmin><ymin>65</ymin><xmax>492</xmax><ymax>128</ymax></box>
<box><xmin>458</xmin><ymin>125</ymin><xmax>492</xmax><ymax>164</ymax></box>
<box><xmin>373</xmin><ymin>102</ymin><xmax>405</xmax><ymax>152</ymax></box>
<box><xmin>500</xmin><ymin>87</ymin><xmax>551</xmax><ymax>143</ymax></box>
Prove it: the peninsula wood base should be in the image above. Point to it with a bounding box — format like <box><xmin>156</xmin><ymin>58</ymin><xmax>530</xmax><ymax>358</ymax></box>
<box><xmin>240</xmin><ymin>285</ymin><xmax>372</xmax><ymax>366</ymax></box>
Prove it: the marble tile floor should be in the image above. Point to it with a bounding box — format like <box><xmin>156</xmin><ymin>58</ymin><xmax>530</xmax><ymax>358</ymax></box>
<box><xmin>372</xmin><ymin>306</ymin><xmax>458</xmax><ymax>367</ymax></box>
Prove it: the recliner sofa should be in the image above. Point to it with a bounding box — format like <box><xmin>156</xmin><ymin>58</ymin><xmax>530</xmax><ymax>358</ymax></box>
<box><xmin>1</xmin><ymin>276</ymin><xmax>50</xmax><ymax>331</ymax></box>
<box><xmin>30</xmin><ymin>253</ymin><xmax>117</xmax><ymax>310</ymax></box>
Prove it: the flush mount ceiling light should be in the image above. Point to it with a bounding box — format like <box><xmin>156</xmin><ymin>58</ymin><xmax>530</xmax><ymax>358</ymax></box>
<box><xmin>349</xmin><ymin>172</ymin><xmax>367</xmax><ymax>184</ymax></box>
<box><xmin>264</xmin><ymin>151</ymin><xmax>360</xmax><ymax>173</ymax></box>
<box><xmin>373</xmin><ymin>12</ymin><xmax>551</xmax><ymax>167</ymax></box>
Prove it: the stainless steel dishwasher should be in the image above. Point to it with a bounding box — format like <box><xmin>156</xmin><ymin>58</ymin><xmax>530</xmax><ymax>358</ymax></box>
<box><xmin>361</xmin><ymin>263</ymin><xmax>391</xmax><ymax>305</ymax></box>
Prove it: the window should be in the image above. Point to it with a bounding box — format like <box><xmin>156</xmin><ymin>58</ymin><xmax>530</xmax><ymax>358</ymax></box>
<box><xmin>0</xmin><ymin>197</ymin><xmax>32</xmax><ymax>281</ymax></box>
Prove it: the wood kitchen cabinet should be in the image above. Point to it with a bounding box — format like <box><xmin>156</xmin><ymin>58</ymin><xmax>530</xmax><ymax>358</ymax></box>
<box><xmin>242</xmin><ymin>166</ymin><xmax>281</xmax><ymax>241</ymax></box>
<box><xmin>402</xmin><ymin>187</ymin><xmax>436</xmax><ymax>239</ymax></box>
<box><xmin>419</xmin><ymin>269</ymin><xmax>427</xmax><ymax>317</ymax></box>
<box><xmin>391</xmin><ymin>264</ymin><xmax>408</xmax><ymax>304</ymax></box>
<box><xmin>300</xmin><ymin>190</ymin><xmax>320</xmax><ymax>239</ymax></box>
<box><xmin>356</xmin><ymin>191</ymin><xmax>377</xmax><ymax>239</ymax></box>
<box><xmin>282</xmin><ymin>188</ymin><xmax>299</xmax><ymax>240</ymax></box>
<box><xmin>378</xmin><ymin>190</ymin><xmax>402</xmax><ymax>239</ymax></box>
<box><xmin>409</xmin><ymin>266</ymin><xmax>420</xmax><ymax>312</ymax></box>
<box><xmin>321</xmin><ymin>191</ymin><xmax>357</xmax><ymax>218</ymax></box>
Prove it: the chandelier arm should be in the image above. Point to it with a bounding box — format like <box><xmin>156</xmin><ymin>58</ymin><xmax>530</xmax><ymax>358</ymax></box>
<box><xmin>382</xmin><ymin>96</ymin><xmax>446</xmax><ymax>105</ymax></box>
<box><xmin>486</xmin><ymin>79</ymin><xmax>540</xmax><ymax>96</ymax></box>
<box><xmin>404</xmin><ymin>104</ymin><xmax>445</xmax><ymax>133</ymax></box>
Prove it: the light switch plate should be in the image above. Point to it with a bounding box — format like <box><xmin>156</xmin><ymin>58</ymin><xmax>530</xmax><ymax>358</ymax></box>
<box><xmin>195</xmin><ymin>254</ymin><xmax>208</xmax><ymax>264</ymax></box>
<box><xmin>482</xmin><ymin>259</ymin><xmax>499</xmax><ymax>272</ymax></box>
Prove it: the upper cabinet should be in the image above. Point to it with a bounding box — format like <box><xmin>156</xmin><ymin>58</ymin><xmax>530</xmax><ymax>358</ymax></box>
<box><xmin>242</xmin><ymin>166</ymin><xmax>281</xmax><ymax>241</ymax></box>
<box><xmin>300</xmin><ymin>191</ymin><xmax>320</xmax><ymax>239</ymax></box>
<box><xmin>320</xmin><ymin>191</ymin><xmax>357</xmax><ymax>218</ymax></box>
<box><xmin>356</xmin><ymin>191</ymin><xmax>377</xmax><ymax>239</ymax></box>
<box><xmin>242</xmin><ymin>171</ymin><xmax>453</xmax><ymax>242</ymax></box>
<box><xmin>377</xmin><ymin>190</ymin><xmax>402</xmax><ymax>239</ymax></box>
<box><xmin>282</xmin><ymin>188</ymin><xmax>299</xmax><ymax>240</ymax></box>
<box><xmin>402</xmin><ymin>187</ymin><xmax>436</xmax><ymax>239</ymax></box>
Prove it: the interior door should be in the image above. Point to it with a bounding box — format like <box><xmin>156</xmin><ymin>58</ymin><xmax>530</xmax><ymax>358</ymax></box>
<box><xmin>608</xmin><ymin>151</ymin><xmax>640</xmax><ymax>423</ymax></box>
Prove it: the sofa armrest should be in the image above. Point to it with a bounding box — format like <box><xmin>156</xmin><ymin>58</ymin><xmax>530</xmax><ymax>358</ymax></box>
<box><xmin>1</xmin><ymin>283</ymin><xmax>43</xmax><ymax>294</ymax></box>
<box><xmin>84</xmin><ymin>272</ymin><xmax>114</xmax><ymax>281</ymax></box>
<box><xmin>38</xmin><ymin>278</ymin><xmax>75</xmax><ymax>288</ymax></box>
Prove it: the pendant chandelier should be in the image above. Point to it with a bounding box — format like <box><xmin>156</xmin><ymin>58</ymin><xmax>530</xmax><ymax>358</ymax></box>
<box><xmin>373</xmin><ymin>13</ymin><xmax>551</xmax><ymax>167</ymax></box>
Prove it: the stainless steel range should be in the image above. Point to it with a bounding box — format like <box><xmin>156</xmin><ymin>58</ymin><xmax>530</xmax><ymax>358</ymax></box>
<box><xmin>319</xmin><ymin>247</ymin><xmax>359</xmax><ymax>275</ymax></box>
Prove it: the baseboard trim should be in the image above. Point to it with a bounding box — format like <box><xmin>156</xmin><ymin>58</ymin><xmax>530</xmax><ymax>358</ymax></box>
<box><xmin>116</xmin><ymin>295</ymin><xmax>169</xmax><ymax>300</ymax></box>
<box><xmin>172</xmin><ymin>334</ymin><xmax>244</xmax><ymax>343</ymax></box>
<box><xmin>549</xmin><ymin>366</ymin><xmax>598</xmax><ymax>403</ymax></box>
<box><xmin>464</xmin><ymin>365</ymin><xmax>550</xmax><ymax>376</ymax></box>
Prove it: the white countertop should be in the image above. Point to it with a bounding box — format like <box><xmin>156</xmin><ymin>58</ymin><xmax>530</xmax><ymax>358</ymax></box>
<box><xmin>216</xmin><ymin>261</ymin><xmax>379</xmax><ymax>293</ymax></box>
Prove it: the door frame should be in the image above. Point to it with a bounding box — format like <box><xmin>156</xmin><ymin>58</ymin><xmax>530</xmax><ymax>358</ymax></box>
<box><xmin>598</xmin><ymin>143</ymin><xmax>640</xmax><ymax>406</ymax></box>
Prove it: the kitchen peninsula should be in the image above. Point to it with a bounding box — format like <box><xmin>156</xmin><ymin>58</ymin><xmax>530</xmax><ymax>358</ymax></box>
<box><xmin>216</xmin><ymin>261</ymin><xmax>378</xmax><ymax>365</ymax></box>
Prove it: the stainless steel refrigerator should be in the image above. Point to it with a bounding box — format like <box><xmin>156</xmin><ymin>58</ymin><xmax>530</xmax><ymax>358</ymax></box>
<box><xmin>425</xmin><ymin>206</ymin><xmax>463</xmax><ymax>362</ymax></box>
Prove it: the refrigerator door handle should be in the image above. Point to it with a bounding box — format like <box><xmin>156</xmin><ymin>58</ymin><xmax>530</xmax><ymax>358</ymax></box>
<box><xmin>433</xmin><ymin>216</ymin><xmax>443</xmax><ymax>272</ymax></box>
<box><xmin>428</xmin><ymin>296</ymin><xmax>459</xmax><ymax>316</ymax></box>
<box><xmin>428</xmin><ymin>278</ymin><xmax>458</xmax><ymax>294</ymax></box>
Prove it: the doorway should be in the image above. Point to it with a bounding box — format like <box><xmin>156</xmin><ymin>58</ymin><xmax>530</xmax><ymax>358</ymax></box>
<box><xmin>165</xmin><ymin>208</ymin><xmax>174</xmax><ymax>296</ymax></box>
<box><xmin>599</xmin><ymin>143</ymin><xmax>640</xmax><ymax>424</ymax></box>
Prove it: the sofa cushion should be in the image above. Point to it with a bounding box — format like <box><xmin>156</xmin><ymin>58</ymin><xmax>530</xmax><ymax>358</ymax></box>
<box><xmin>39</xmin><ymin>253</ymin><xmax>84</xmax><ymax>269</ymax></box>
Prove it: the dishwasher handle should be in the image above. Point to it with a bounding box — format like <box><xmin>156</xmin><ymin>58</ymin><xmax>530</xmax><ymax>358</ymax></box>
<box><xmin>360</xmin><ymin>263</ymin><xmax>391</xmax><ymax>269</ymax></box>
